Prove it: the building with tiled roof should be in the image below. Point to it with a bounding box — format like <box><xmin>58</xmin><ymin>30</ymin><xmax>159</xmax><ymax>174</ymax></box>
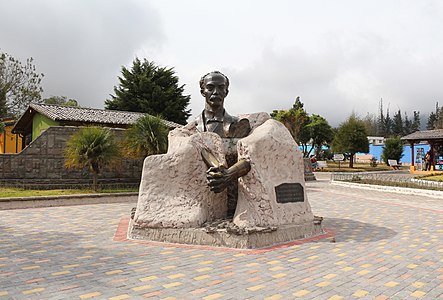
<box><xmin>10</xmin><ymin>103</ymin><xmax>182</xmax><ymax>150</ymax></box>
<box><xmin>1</xmin><ymin>103</ymin><xmax>184</xmax><ymax>188</ymax></box>
<box><xmin>401</xmin><ymin>129</ymin><xmax>443</xmax><ymax>173</ymax></box>
<box><xmin>0</xmin><ymin>117</ymin><xmax>22</xmax><ymax>154</ymax></box>
<box><xmin>401</xmin><ymin>129</ymin><xmax>443</xmax><ymax>142</ymax></box>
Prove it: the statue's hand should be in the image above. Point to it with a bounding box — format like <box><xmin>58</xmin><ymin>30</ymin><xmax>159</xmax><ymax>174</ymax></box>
<box><xmin>205</xmin><ymin>159</ymin><xmax>251</xmax><ymax>193</ymax></box>
<box><xmin>206</xmin><ymin>166</ymin><xmax>233</xmax><ymax>193</ymax></box>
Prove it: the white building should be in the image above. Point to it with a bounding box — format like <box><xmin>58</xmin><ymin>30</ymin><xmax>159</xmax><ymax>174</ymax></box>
<box><xmin>367</xmin><ymin>136</ymin><xmax>385</xmax><ymax>145</ymax></box>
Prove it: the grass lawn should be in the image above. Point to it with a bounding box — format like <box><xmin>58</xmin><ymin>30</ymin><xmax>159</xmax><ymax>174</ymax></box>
<box><xmin>0</xmin><ymin>187</ymin><xmax>138</xmax><ymax>198</ymax></box>
<box><xmin>419</xmin><ymin>174</ymin><xmax>443</xmax><ymax>181</ymax></box>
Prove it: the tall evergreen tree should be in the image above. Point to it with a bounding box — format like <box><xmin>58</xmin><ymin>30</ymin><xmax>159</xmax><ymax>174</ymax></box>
<box><xmin>391</xmin><ymin>109</ymin><xmax>403</xmax><ymax>136</ymax></box>
<box><xmin>383</xmin><ymin>108</ymin><xmax>392</xmax><ymax>137</ymax></box>
<box><xmin>105</xmin><ymin>58</ymin><xmax>191</xmax><ymax>124</ymax></box>
<box><xmin>427</xmin><ymin>112</ymin><xmax>437</xmax><ymax>130</ymax></box>
<box><xmin>435</xmin><ymin>105</ymin><xmax>443</xmax><ymax>129</ymax></box>
<box><xmin>377</xmin><ymin>98</ymin><xmax>385</xmax><ymax>136</ymax></box>
<box><xmin>411</xmin><ymin>111</ymin><xmax>420</xmax><ymax>132</ymax></box>
<box><xmin>403</xmin><ymin>112</ymin><xmax>412</xmax><ymax>135</ymax></box>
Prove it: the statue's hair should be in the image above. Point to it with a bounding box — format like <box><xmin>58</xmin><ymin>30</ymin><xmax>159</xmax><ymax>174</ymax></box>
<box><xmin>199</xmin><ymin>71</ymin><xmax>230</xmax><ymax>90</ymax></box>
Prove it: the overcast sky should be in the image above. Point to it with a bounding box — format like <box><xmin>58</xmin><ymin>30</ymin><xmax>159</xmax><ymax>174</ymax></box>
<box><xmin>1</xmin><ymin>0</ymin><xmax>442</xmax><ymax>126</ymax></box>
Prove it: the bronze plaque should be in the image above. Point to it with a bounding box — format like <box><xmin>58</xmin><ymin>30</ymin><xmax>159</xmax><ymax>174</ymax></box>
<box><xmin>275</xmin><ymin>183</ymin><xmax>304</xmax><ymax>203</ymax></box>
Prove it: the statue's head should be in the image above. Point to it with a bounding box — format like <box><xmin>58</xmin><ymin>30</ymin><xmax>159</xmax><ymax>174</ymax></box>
<box><xmin>200</xmin><ymin>71</ymin><xmax>229</xmax><ymax>111</ymax></box>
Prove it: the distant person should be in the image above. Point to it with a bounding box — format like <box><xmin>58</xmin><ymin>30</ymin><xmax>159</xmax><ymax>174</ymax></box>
<box><xmin>425</xmin><ymin>150</ymin><xmax>432</xmax><ymax>171</ymax></box>
<box><xmin>310</xmin><ymin>155</ymin><xmax>318</xmax><ymax>170</ymax></box>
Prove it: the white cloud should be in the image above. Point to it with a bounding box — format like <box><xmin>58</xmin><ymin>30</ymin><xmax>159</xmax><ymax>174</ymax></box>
<box><xmin>1</xmin><ymin>0</ymin><xmax>443</xmax><ymax>126</ymax></box>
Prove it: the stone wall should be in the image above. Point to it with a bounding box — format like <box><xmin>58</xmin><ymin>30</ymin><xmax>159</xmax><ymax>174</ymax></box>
<box><xmin>0</xmin><ymin>126</ymin><xmax>143</xmax><ymax>189</ymax></box>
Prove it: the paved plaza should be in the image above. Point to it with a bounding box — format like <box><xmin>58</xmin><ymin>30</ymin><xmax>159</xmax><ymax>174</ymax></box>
<box><xmin>0</xmin><ymin>177</ymin><xmax>442</xmax><ymax>299</ymax></box>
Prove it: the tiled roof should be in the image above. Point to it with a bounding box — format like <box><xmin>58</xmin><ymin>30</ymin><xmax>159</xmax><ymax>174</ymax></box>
<box><xmin>401</xmin><ymin>129</ymin><xmax>443</xmax><ymax>141</ymax></box>
<box><xmin>29</xmin><ymin>103</ymin><xmax>182</xmax><ymax>128</ymax></box>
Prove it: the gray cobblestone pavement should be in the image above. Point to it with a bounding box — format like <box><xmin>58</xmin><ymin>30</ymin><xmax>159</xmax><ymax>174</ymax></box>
<box><xmin>0</xmin><ymin>176</ymin><xmax>442</xmax><ymax>299</ymax></box>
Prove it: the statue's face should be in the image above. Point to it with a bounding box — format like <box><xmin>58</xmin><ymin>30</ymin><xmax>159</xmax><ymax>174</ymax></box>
<box><xmin>201</xmin><ymin>73</ymin><xmax>228</xmax><ymax>111</ymax></box>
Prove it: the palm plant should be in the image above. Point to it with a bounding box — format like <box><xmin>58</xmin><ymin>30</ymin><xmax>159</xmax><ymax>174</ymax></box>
<box><xmin>123</xmin><ymin>114</ymin><xmax>169</xmax><ymax>158</ymax></box>
<box><xmin>64</xmin><ymin>127</ymin><xmax>120</xmax><ymax>190</ymax></box>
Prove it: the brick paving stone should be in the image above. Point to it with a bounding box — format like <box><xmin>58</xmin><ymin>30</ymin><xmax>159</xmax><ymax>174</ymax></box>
<box><xmin>0</xmin><ymin>178</ymin><xmax>442</xmax><ymax>299</ymax></box>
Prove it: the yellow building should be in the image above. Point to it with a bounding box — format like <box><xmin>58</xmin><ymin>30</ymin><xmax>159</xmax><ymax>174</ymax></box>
<box><xmin>0</xmin><ymin>118</ymin><xmax>22</xmax><ymax>154</ymax></box>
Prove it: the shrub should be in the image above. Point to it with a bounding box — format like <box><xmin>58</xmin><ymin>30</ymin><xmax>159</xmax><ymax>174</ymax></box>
<box><xmin>381</xmin><ymin>136</ymin><xmax>404</xmax><ymax>165</ymax></box>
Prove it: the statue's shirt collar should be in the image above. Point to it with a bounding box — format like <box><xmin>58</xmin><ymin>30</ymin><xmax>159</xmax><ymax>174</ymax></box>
<box><xmin>204</xmin><ymin>110</ymin><xmax>225</xmax><ymax>123</ymax></box>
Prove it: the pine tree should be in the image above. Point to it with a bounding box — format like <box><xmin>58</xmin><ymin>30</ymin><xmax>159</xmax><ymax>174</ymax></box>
<box><xmin>377</xmin><ymin>98</ymin><xmax>385</xmax><ymax>136</ymax></box>
<box><xmin>430</xmin><ymin>102</ymin><xmax>443</xmax><ymax>129</ymax></box>
<box><xmin>392</xmin><ymin>109</ymin><xmax>403</xmax><ymax>136</ymax></box>
<box><xmin>435</xmin><ymin>107</ymin><xmax>443</xmax><ymax>129</ymax></box>
<box><xmin>411</xmin><ymin>111</ymin><xmax>420</xmax><ymax>132</ymax></box>
<box><xmin>105</xmin><ymin>58</ymin><xmax>191</xmax><ymax>124</ymax></box>
<box><xmin>403</xmin><ymin>112</ymin><xmax>412</xmax><ymax>135</ymax></box>
<box><xmin>427</xmin><ymin>112</ymin><xmax>437</xmax><ymax>130</ymax></box>
<box><xmin>384</xmin><ymin>108</ymin><xmax>392</xmax><ymax>137</ymax></box>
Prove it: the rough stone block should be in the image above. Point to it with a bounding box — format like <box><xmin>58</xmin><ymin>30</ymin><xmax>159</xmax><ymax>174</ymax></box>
<box><xmin>133</xmin><ymin>131</ymin><xmax>228</xmax><ymax>228</ymax></box>
<box><xmin>234</xmin><ymin>119</ymin><xmax>314</xmax><ymax>228</ymax></box>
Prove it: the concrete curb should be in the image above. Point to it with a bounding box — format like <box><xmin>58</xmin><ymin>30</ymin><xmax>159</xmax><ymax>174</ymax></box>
<box><xmin>0</xmin><ymin>192</ymin><xmax>138</xmax><ymax>210</ymax></box>
<box><xmin>331</xmin><ymin>180</ymin><xmax>443</xmax><ymax>199</ymax></box>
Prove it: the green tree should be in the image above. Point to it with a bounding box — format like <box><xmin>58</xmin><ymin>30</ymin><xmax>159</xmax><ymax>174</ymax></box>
<box><xmin>427</xmin><ymin>102</ymin><xmax>439</xmax><ymax>130</ymax></box>
<box><xmin>392</xmin><ymin>109</ymin><xmax>404</xmax><ymax>136</ymax></box>
<box><xmin>411</xmin><ymin>111</ymin><xmax>420</xmax><ymax>132</ymax></box>
<box><xmin>105</xmin><ymin>58</ymin><xmax>191</xmax><ymax>124</ymax></box>
<box><xmin>307</xmin><ymin>114</ymin><xmax>334</xmax><ymax>157</ymax></box>
<box><xmin>434</xmin><ymin>105</ymin><xmax>443</xmax><ymax>129</ymax></box>
<box><xmin>0</xmin><ymin>52</ymin><xmax>44</xmax><ymax>117</ymax></box>
<box><xmin>383</xmin><ymin>108</ymin><xmax>392</xmax><ymax>137</ymax></box>
<box><xmin>427</xmin><ymin>111</ymin><xmax>437</xmax><ymax>129</ymax></box>
<box><xmin>44</xmin><ymin>96</ymin><xmax>79</xmax><ymax>107</ymax></box>
<box><xmin>298</xmin><ymin>115</ymin><xmax>312</xmax><ymax>156</ymax></box>
<box><xmin>64</xmin><ymin>127</ymin><xmax>120</xmax><ymax>190</ymax></box>
<box><xmin>271</xmin><ymin>96</ymin><xmax>309</xmax><ymax>145</ymax></box>
<box><xmin>123</xmin><ymin>114</ymin><xmax>169</xmax><ymax>158</ymax></box>
<box><xmin>381</xmin><ymin>136</ymin><xmax>404</xmax><ymax>165</ymax></box>
<box><xmin>332</xmin><ymin>114</ymin><xmax>369</xmax><ymax>168</ymax></box>
<box><xmin>403</xmin><ymin>112</ymin><xmax>412</xmax><ymax>135</ymax></box>
<box><xmin>0</xmin><ymin>121</ymin><xmax>4</xmax><ymax>133</ymax></box>
<box><xmin>377</xmin><ymin>98</ymin><xmax>385</xmax><ymax>136</ymax></box>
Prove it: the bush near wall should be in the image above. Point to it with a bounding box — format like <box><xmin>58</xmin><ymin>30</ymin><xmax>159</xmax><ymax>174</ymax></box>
<box><xmin>0</xmin><ymin>126</ymin><xmax>143</xmax><ymax>189</ymax></box>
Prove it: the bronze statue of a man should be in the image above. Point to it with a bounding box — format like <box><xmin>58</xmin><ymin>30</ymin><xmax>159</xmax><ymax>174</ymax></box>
<box><xmin>194</xmin><ymin>71</ymin><xmax>250</xmax><ymax>138</ymax></box>
<box><xmin>192</xmin><ymin>71</ymin><xmax>252</xmax><ymax>195</ymax></box>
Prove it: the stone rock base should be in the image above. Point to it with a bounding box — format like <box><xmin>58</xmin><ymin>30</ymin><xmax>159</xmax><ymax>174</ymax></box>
<box><xmin>128</xmin><ymin>220</ymin><xmax>324</xmax><ymax>249</ymax></box>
